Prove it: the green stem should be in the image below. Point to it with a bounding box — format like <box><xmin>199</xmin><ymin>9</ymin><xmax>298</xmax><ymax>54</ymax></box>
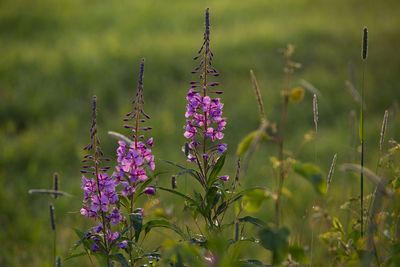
<box><xmin>93</xmin><ymin>136</ymin><xmax>110</xmax><ymax>266</ymax></box>
<box><xmin>360</xmin><ymin>62</ymin><xmax>365</xmax><ymax>237</ymax></box>
<box><xmin>275</xmin><ymin>61</ymin><xmax>291</xmax><ymax>227</ymax></box>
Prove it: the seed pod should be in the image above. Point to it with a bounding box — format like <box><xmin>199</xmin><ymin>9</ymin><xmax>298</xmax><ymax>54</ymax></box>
<box><xmin>53</xmin><ymin>172</ymin><xmax>59</xmax><ymax>199</ymax></box>
<box><xmin>49</xmin><ymin>204</ymin><xmax>55</xmax><ymax>231</ymax></box>
<box><xmin>313</xmin><ymin>94</ymin><xmax>319</xmax><ymax>133</ymax></box>
<box><xmin>362</xmin><ymin>27</ymin><xmax>368</xmax><ymax>60</ymax></box>
<box><xmin>56</xmin><ymin>256</ymin><xmax>62</xmax><ymax>267</ymax></box>
<box><xmin>171</xmin><ymin>175</ymin><xmax>177</xmax><ymax>189</ymax></box>
<box><xmin>326</xmin><ymin>154</ymin><xmax>337</xmax><ymax>193</ymax></box>
<box><xmin>379</xmin><ymin>110</ymin><xmax>388</xmax><ymax>152</ymax></box>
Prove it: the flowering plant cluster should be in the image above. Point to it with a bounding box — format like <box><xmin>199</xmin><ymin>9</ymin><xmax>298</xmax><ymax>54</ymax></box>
<box><xmin>114</xmin><ymin>59</ymin><xmax>155</xmax><ymax>198</ymax></box>
<box><xmin>75</xmin><ymin>59</ymin><xmax>158</xmax><ymax>266</ymax></box>
<box><xmin>79</xmin><ymin>96</ymin><xmax>125</xmax><ymax>257</ymax></box>
<box><xmin>183</xmin><ymin>8</ymin><xmax>229</xmax><ymax>185</ymax></box>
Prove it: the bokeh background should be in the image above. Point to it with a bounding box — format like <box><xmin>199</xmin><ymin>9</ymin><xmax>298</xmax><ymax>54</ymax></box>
<box><xmin>0</xmin><ymin>0</ymin><xmax>399</xmax><ymax>265</ymax></box>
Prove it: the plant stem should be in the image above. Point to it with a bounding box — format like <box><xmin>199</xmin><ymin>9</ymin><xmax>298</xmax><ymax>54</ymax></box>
<box><xmin>53</xmin><ymin>226</ymin><xmax>57</xmax><ymax>267</ymax></box>
<box><xmin>202</xmin><ymin>36</ymin><xmax>209</xmax><ymax>185</ymax></box>
<box><xmin>275</xmin><ymin>60</ymin><xmax>291</xmax><ymax>227</ymax></box>
<box><xmin>93</xmin><ymin>134</ymin><xmax>110</xmax><ymax>267</ymax></box>
<box><xmin>128</xmin><ymin>195</ymin><xmax>134</xmax><ymax>267</ymax></box>
<box><xmin>360</xmin><ymin>62</ymin><xmax>365</xmax><ymax>237</ymax></box>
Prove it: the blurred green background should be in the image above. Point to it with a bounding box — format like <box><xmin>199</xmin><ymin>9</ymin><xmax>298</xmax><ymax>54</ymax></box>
<box><xmin>0</xmin><ymin>0</ymin><xmax>399</xmax><ymax>265</ymax></box>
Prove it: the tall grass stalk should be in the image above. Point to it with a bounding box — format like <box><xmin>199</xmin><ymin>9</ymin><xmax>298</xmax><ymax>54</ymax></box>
<box><xmin>366</xmin><ymin>109</ymin><xmax>389</xmax><ymax>263</ymax></box>
<box><xmin>326</xmin><ymin>154</ymin><xmax>337</xmax><ymax>193</ymax></box>
<box><xmin>360</xmin><ymin>26</ymin><xmax>368</xmax><ymax>237</ymax></box>
<box><xmin>275</xmin><ymin>45</ymin><xmax>296</xmax><ymax>227</ymax></box>
<box><xmin>49</xmin><ymin>204</ymin><xmax>56</xmax><ymax>266</ymax></box>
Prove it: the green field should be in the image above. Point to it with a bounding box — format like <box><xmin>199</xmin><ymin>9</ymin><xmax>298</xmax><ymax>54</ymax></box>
<box><xmin>1</xmin><ymin>0</ymin><xmax>399</xmax><ymax>266</ymax></box>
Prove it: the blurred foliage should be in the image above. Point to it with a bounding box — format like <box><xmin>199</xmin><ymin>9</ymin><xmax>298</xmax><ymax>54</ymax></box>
<box><xmin>0</xmin><ymin>0</ymin><xmax>399</xmax><ymax>266</ymax></box>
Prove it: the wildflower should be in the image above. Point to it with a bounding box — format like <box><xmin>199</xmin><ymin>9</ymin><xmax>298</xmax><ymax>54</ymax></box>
<box><xmin>219</xmin><ymin>175</ymin><xmax>229</xmax><ymax>182</ymax></box>
<box><xmin>144</xmin><ymin>186</ymin><xmax>156</xmax><ymax>195</ymax></box>
<box><xmin>183</xmin><ymin>8</ymin><xmax>228</xmax><ymax>170</ymax></box>
<box><xmin>80</xmin><ymin>96</ymin><xmax>122</xmax><ymax>254</ymax></box>
<box><xmin>114</xmin><ymin>59</ymin><xmax>156</xmax><ymax>197</ymax></box>
<box><xmin>119</xmin><ymin>240</ymin><xmax>128</xmax><ymax>249</ymax></box>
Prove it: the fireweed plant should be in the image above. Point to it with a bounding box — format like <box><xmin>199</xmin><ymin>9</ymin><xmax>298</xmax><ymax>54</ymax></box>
<box><xmin>70</xmin><ymin>61</ymin><xmax>161</xmax><ymax>266</ymax></box>
<box><xmin>157</xmin><ymin>8</ymin><xmax>283</xmax><ymax>266</ymax></box>
<box><xmin>161</xmin><ymin>8</ymin><xmax>233</xmax><ymax>232</ymax></box>
<box><xmin>79</xmin><ymin>96</ymin><xmax>123</xmax><ymax>266</ymax></box>
<box><xmin>112</xmin><ymin>58</ymin><xmax>158</xmax><ymax>266</ymax></box>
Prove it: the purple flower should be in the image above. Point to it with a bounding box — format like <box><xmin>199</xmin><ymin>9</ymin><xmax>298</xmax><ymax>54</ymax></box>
<box><xmin>108</xmin><ymin>208</ymin><xmax>123</xmax><ymax>225</ymax></box>
<box><xmin>144</xmin><ymin>186</ymin><xmax>156</xmax><ymax>196</ymax></box>
<box><xmin>219</xmin><ymin>175</ymin><xmax>229</xmax><ymax>182</ymax></box>
<box><xmin>217</xmin><ymin>143</ymin><xmax>227</xmax><ymax>154</ymax></box>
<box><xmin>119</xmin><ymin>240</ymin><xmax>128</xmax><ymax>249</ymax></box>
<box><xmin>115</xmin><ymin>140</ymin><xmax>156</xmax><ymax>197</ymax></box>
<box><xmin>182</xmin><ymin>9</ymin><xmax>227</xmax><ymax>165</ymax></box>
<box><xmin>80</xmin><ymin>96</ymin><xmax>123</xmax><ymax>253</ymax></box>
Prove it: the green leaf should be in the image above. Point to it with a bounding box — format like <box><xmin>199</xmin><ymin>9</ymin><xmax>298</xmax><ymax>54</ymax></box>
<box><xmin>230</xmin><ymin>187</ymin><xmax>268</xmax><ymax>203</ymax></box>
<box><xmin>289</xmin><ymin>244</ymin><xmax>308</xmax><ymax>264</ymax></box>
<box><xmin>215</xmin><ymin>201</ymin><xmax>227</xmax><ymax>217</ymax></box>
<box><xmin>70</xmin><ymin>228</ymin><xmax>90</xmax><ymax>252</ymax></box>
<box><xmin>133</xmin><ymin>177</ymin><xmax>153</xmax><ymax>202</ymax></box>
<box><xmin>205</xmin><ymin>185</ymin><xmax>222</xmax><ymax>213</ymax></box>
<box><xmin>239</xmin><ymin>259</ymin><xmax>267</xmax><ymax>266</ymax></box>
<box><xmin>144</xmin><ymin>219</ymin><xmax>186</xmax><ymax>239</ymax></box>
<box><xmin>162</xmin><ymin>160</ymin><xmax>205</xmax><ymax>186</ymax></box>
<box><xmin>111</xmin><ymin>253</ymin><xmax>129</xmax><ymax>267</ymax></box>
<box><xmin>238</xmin><ymin>216</ymin><xmax>266</xmax><ymax>228</ymax></box>
<box><xmin>236</xmin><ymin>131</ymin><xmax>258</xmax><ymax>157</ymax></box>
<box><xmin>208</xmin><ymin>153</ymin><xmax>226</xmax><ymax>185</ymax></box>
<box><xmin>64</xmin><ymin>252</ymin><xmax>86</xmax><ymax>261</ymax></box>
<box><xmin>332</xmin><ymin>217</ymin><xmax>344</xmax><ymax>234</ymax></box>
<box><xmin>258</xmin><ymin>227</ymin><xmax>290</xmax><ymax>265</ymax></box>
<box><xmin>293</xmin><ymin>162</ymin><xmax>326</xmax><ymax>195</ymax></box>
<box><xmin>241</xmin><ymin>188</ymin><xmax>270</xmax><ymax>213</ymax></box>
<box><xmin>157</xmin><ymin>187</ymin><xmax>197</xmax><ymax>207</ymax></box>
<box><xmin>130</xmin><ymin>212</ymin><xmax>143</xmax><ymax>242</ymax></box>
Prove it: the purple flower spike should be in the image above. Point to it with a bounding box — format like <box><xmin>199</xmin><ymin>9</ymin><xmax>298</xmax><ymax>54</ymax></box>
<box><xmin>80</xmin><ymin>96</ymin><xmax>123</xmax><ymax>253</ymax></box>
<box><xmin>182</xmin><ymin>8</ymin><xmax>228</xmax><ymax>183</ymax></box>
<box><xmin>114</xmin><ymin>59</ymin><xmax>156</xmax><ymax>200</ymax></box>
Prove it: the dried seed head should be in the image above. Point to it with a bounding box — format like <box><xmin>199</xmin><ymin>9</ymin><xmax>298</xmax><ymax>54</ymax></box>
<box><xmin>379</xmin><ymin>110</ymin><xmax>389</xmax><ymax>152</ymax></box>
<box><xmin>313</xmin><ymin>94</ymin><xmax>319</xmax><ymax>133</ymax></box>
<box><xmin>53</xmin><ymin>172</ymin><xmax>59</xmax><ymax>199</ymax></box>
<box><xmin>49</xmin><ymin>204</ymin><xmax>55</xmax><ymax>231</ymax></box>
<box><xmin>362</xmin><ymin>27</ymin><xmax>368</xmax><ymax>60</ymax></box>
<box><xmin>326</xmin><ymin>153</ymin><xmax>337</xmax><ymax>193</ymax></box>
<box><xmin>56</xmin><ymin>256</ymin><xmax>62</xmax><ymax>267</ymax></box>
<box><xmin>171</xmin><ymin>175</ymin><xmax>177</xmax><ymax>189</ymax></box>
<box><xmin>235</xmin><ymin>158</ymin><xmax>241</xmax><ymax>183</ymax></box>
<box><xmin>250</xmin><ymin>70</ymin><xmax>267</xmax><ymax>122</ymax></box>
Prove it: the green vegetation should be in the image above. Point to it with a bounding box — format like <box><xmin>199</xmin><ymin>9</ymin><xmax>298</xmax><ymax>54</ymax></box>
<box><xmin>0</xmin><ymin>0</ymin><xmax>399</xmax><ymax>266</ymax></box>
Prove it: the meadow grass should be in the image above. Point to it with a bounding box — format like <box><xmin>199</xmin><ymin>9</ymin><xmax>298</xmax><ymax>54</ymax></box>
<box><xmin>0</xmin><ymin>0</ymin><xmax>399</xmax><ymax>265</ymax></box>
